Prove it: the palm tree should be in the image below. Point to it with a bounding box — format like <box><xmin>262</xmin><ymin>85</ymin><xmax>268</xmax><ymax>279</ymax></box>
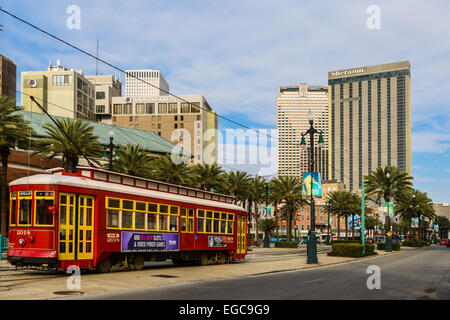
<box><xmin>271</xmin><ymin>175</ymin><xmax>309</xmax><ymax>242</ymax></box>
<box><xmin>246</xmin><ymin>176</ymin><xmax>266</xmax><ymax>246</ymax></box>
<box><xmin>223</xmin><ymin>170</ymin><xmax>252</xmax><ymax>205</ymax></box>
<box><xmin>191</xmin><ymin>163</ymin><xmax>225</xmax><ymax>191</ymax></box>
<box><xmin>38</xmin><ymin>118</ymin><xmax>102</xmax><ymax>173</ymax></box>
<box><xmin>111</xmin><ymin>144</ymin><xmax>153</xmax><ymax>178</ymax></box>
<box><xmin>269</xmin><ymin>180</ymin><xmax>283</xmax><ymax>242</ymax></box>
<box><xmin>364</xmin><ymin>166</ymin><xmax>413</xmax><ymax>246</ymax></box>
<box><xmin>151</xmin><ymin>154</ymin><xmax>193</xmax><ymax>185</ymax></box>
<box><xmin>0</xmin><ymin>96</ymin><xmax>32</xmax><ymax>236</ymax></box>
<box><xmin>395</xmin><ymin>188</ymin><xmax>435</xmax><ymax>242</ymax></box>
<box><xmin>325</xmin><ymin>190</ymin><xmax>359</xmax><ymax>240</ymax></box>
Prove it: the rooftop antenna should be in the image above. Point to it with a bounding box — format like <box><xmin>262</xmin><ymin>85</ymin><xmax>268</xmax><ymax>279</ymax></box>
<box><xmin>96</xmin><ymin>35</ymin><xmax>99</xmax><ymax>75</ymax></box>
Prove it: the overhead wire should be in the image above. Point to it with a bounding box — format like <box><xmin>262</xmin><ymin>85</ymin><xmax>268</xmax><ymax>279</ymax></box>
<box><xmin>4</xmin><ymin>7</ymin><xmax>357</xmax><ymax>185</ymax></box>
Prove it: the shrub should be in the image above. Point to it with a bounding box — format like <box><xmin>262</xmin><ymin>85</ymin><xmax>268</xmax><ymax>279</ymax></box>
<box><xmin>331</xmin><ymin>240</ymin><xmax>360</xmax><ymax>245</ymax></box>
<box><xmin>327</xmin><ymin>243</ymin><xmax>377</xmax><ymax>257</ymax></box>
<box><xmin>402</xmin><ymin>240</ymin><xmax>430</xmax><ymax>247</ymax></box>
<box><xmin>377</xmin><ymin>242</ymin><xmax>400</xmax><ymax>251</ymax></box>
<box><xmin>275</xmin><ymin>241</ymin><xmax>298</xmax><ymax>248</ymax></box>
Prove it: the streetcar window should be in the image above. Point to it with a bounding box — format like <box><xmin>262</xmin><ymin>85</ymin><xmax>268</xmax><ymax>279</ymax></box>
<box><xmin>108</xmin><ymin>198</ymin><xmax>120</xmax><ymax>208</ymax></box>
<box><xmin>198</xmin><ymin>210</ymin><xmax>205</xmax><ymax>217</ymax></box>
<box><xmin>188</xmin><ymin>209</ymin><xmax>194</xmax><ymax>217</ymax></box>
<box><xmin>107</xmin><ymin>209</ymin><xmax>119</xmax><ymax>228</ymax></box>
<box><xmin>197</xmin><ymin>218</ymin><xmax>204</xmax><ymax>232</ymax></box>
<box><xmin>228</xmin><ymin>214</ymin><xmax>234</xmax><ymax>221</ymax></box>
<box><xmin>147</xmin><ymin>213</ymin><xmax>157</xmax><ymax>230</ymax></box>
<box><xmin>36</xmin><ymin>199</ymin><xmax>54</xmax><ymax>226</ymax></box>
<box><xmin>122</xmin><ymin>210</ymin><xmax>133</xmax><ymax>229</ymax></box>
<box><xmin>18</xmin><ymin>199</ymin><xmax>32</xmax><ymax>225</ymax></box>
<box><xmin>10</xmin><ymin>194</ymin><xmax>17</xmax><ymax>225</ymax></box>
<box><xmin>169</xmin><ymin>216</ymin><xmax>178</xmax><ymax>231</ymax></box>
<box><xmin>221</xmin><ymin>213</ymin><xmax>227</xmax><ymax>220</ymax></box>
<box><xmin>188</xmin><ymin>219</ymin><xmax>194</xmax><ymax>232</ymax></box>
<box><xmin>160</xmin><ymin>205</ymin><xmax>169</xmax><ymax>213</ymax></box>
<box><xmin>148</xmin><ymin>203</ymin><xmax>158</xmax><ymax>212</ymax></box>
<box><xmin>135</xmin><ymin>211</ymin><xmax>145</xmax><ymax>230</ymax></box>
<box><xmin>123</xmin><ymin>200</ymin><xmax>133</xmax><ymax>210</ymax></box>
<box><xmin>181</xmin><ymin>217</ymin><xmax>187</xmax><ymax>232</ymax></box>
<box><xmin>220</xmin><ymin>220</ymin><xmax>226</xmax><ymax>233</ymax></box>
<box><xmin>206</xmin><ymin>211</ymin><xmax>213</xmax><ymax>218</ymax></box>
<box><xmin>227</xmin><ymin>221</ymin><xmax>233</xmax><ymax>234</ymax></box>
<box><xmin>205</xmin><ymin>219</ymin><xmax>212</xmax><ymax>233</ymax></box>
<box><xmin>180</xmin><ymin>208</ymin><xmax>187</xmax><ymax>216</ymax></box>
<box><xmin>159</xmin><ymin>214</ymin><xmax>168</xmax><ymax>231</ymax></box>
<box><xmin>214</xmin><ymin>212</ymin><xmax>220</xmax><ymax>219</ymax></box>
<box><xmin>170</xmin><ymin>206</ymin><xmax>179</xmax><ymax>215</ymax></box>
<box><xmin>213</xmin><ymin>220</ymin><xmax>220</xmax><ymax>233</ymax></box>
<box><xmin>136</xmin><ymin>202</ymin><xmax>146</xmax><ymax>211</ymax></box>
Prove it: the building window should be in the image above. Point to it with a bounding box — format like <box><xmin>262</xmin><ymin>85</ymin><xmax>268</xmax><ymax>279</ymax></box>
<box><xmin>96</xmin><ymin>91</ymin><xmax>105</xmax><ymax>99</ymax></box>
<box><xmin>181</xmin><ymin>102</ymin><xmax>190</xmax><ymax>113</ymax></box>
<box><xmin>96</xmin><ymin>105</ymin><xmax>105</xmax><ymax>113</ymax></box>
<box><xmin>158</xmin><ymin>103</ymin><xmax>168</xmax><ymax>114</ymax></box>
<box><xmin>191</xmin><ymin>102</ymin><xmax>201</xmax><ymax>113</ymax></box>
<box><xmin>168</xmin><ymin>103</ymin><xmax>178</xmax><ymax>114</ymax></box>
<box><xmin>52</xmin><ymin>74</ymin><xmax>72</xmax><ymax>86</ymax></box>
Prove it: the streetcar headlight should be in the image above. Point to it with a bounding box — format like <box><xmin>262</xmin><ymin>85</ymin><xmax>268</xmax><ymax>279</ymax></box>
<box><xmin>18</xmin><ymin>238</ymin><xmax>26</xmax><ymax>246</ymax></box>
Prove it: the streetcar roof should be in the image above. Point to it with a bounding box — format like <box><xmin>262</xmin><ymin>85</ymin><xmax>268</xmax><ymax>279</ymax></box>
<box><xmin>10</xmin><ymin>173</ymin><xmax>246</xmax><ymax>212</ymax></box>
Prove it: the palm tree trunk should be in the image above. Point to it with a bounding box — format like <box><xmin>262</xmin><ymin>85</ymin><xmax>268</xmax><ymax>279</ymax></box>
<box><xmin>0</xmin><ymin>146</ymin><xmax>11</xmax><ymax>237</ymax></box>
<box><xmin>337</xmin><ymin>214</ymin><xmax>340</xmax><ymax>240</ymax></box>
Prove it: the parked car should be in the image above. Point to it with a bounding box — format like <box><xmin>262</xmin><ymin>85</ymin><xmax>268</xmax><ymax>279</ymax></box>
<box><xmin>439</xmin><ymin>239</ymin><xmax>449</xmax><ymax>246</ymax></box>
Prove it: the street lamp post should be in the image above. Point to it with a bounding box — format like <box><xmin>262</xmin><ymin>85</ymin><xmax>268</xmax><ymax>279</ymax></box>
<box><xmin>326</xmin><ymin>209</ymin><xmax>331</xmax><ymax>245</ymax></box>
<box><xmin>300</xmin><ymin>110</ymin><xmax>324</xmax><ymax>264</ymax></box>
<box><xmin>411</xmin><ymin>194</ymin><xmax>417</xmax><ymax>247</ymax></box>
<box><xmin>263</xmin><ymin>182</ymin><xmax>270</xmax><ymax>248</ymax></box>
<box><xmin>384</xmin><ymin>172</ymin><xmax>392</xmax><ymax>252</ymax></box>
<box><xmin>103</xmin><ymin>130</ymin><xmax>120</xmax><ymax>171</ymax></box>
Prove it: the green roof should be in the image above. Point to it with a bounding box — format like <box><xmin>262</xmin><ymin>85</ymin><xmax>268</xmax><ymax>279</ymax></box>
<box><xmin>16</xmin><ymin>110</ymin><xmax>190</xmax><ymax>157</ymax></box>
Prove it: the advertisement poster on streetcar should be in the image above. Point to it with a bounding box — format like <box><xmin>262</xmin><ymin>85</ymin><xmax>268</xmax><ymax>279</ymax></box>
<box><xmin>121</xmin><ymin>232</ymin><xmax>179</xmax><ymax>252</ymax></box>
<box><xmin>208</xmin><ymin>236</ymin><xmax>228</xmax><ymax>248</ymax></box>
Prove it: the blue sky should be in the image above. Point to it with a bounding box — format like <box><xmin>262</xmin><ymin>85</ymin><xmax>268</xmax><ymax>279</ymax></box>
<box><xmin>1</xmin><ymin>0</ymin><xmax>449</xmax><ymax>202</ymax></box>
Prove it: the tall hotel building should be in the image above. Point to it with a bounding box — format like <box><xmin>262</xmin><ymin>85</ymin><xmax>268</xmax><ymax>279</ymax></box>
<box><xmin>328</xmin><ymin>61</ymin><xmax>411</xmax><ymax>191</ymax></box>
<box><xmin>277</xmin><ymin>83</ymin><xmax>329</xmax><ymax>178</ymax></box>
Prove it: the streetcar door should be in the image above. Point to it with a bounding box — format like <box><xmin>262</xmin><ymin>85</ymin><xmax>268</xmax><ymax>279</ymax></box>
<box><xmin>180</xmin><ymin>208</ymin><xmax>195</xmax><ymax>249</ymax></box>
<box><xmin>77</xmin><ymin>195</ymin><xmax>94</xmax><ymax>260</ymax></box>
<box><xmin>237</xmin><ymin>215</ymin><xmax>246</xmax><ymax>254</ymax></box>
<box><xmin>58</xmin><ymin>193</ymin><xmax>76</xmax><ymax>260</ymax></box>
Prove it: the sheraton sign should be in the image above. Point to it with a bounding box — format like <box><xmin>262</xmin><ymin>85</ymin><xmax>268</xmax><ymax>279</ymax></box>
<box><xmin>330</xmin><ymin>68</ymin><xmax>366</xmax><ymax>77</ymax></box>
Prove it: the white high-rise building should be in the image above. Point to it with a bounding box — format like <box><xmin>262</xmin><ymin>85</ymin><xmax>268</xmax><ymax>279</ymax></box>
<box><xmin>277</xmin><ymin>83</ymin><xmax>329</xmax><ymax>179</ymax></box>
<box><xmin>125</xmin><ymin>69</ymin><xmax>169</xmax><ymax>97</ymax></box>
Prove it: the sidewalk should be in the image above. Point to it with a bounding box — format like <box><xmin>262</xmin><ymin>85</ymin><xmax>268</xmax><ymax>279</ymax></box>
<box><xmin>0</xmin><ymin>247</ymin><xmax>408</xmax><ymax>300</ymax></box>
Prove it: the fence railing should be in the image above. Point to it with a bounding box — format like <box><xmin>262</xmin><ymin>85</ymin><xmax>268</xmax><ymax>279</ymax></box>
<box><xmin>0</xmin><ymin>235</ymin><xmax>8</xmax><ymax>260</ymax></box>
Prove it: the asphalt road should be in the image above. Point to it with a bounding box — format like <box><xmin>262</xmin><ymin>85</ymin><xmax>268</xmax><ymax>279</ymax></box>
<box><xmin>76</xmin><ymin>246</ymin><xmax>450</xmax><ymax>300</ymax></box>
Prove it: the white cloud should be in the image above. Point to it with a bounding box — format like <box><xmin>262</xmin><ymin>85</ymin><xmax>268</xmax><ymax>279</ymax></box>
<box><xmin>412</xmin><ymin>131</ymin><xmax>450</xmax><ymax>153</ymax></box>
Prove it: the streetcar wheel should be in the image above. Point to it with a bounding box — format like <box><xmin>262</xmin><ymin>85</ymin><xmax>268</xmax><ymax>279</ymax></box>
<box><xmin>97</xmin><ymin>257</ymin><xmax>112</xmax><ymax>273</ymax></box>
<box><xmin>218</xmin><ymin>252</ymin><xmax>226</xmax><ymax>264</ymax></box>
<box><xmin>199</xmin><ymin>253</ymin><xmax>209</xmax><ymax>266</ymax></box>
<box><xmin>133</xmin><ymin>254</ymin><xmax>145</xmax><ymax>271</ymax></box>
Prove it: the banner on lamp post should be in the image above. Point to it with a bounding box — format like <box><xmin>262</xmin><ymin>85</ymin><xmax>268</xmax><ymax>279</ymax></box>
<box><xmin>302</xmin><ymin>172</ymin><xmax>322</xmax><ymax>197</ymax></box>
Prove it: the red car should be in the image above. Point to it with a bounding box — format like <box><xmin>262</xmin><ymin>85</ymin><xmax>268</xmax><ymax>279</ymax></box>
<box><xmin>439</xmin><ymin>239</ymin><xmax>449</xmax><ymax>246</ymax></box>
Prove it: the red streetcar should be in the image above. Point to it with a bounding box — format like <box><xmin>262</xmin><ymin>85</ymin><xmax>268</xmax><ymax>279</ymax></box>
<box><xmin>7</xmin><ymin>167</ymin><xmax>247</xmax><ymax>272</ymax></box>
